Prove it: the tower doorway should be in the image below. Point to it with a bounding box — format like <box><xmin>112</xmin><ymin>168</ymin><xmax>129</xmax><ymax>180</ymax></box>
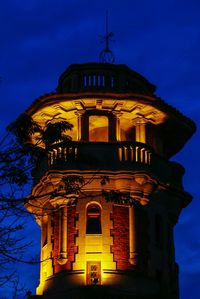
<box><xmin>86</xmin><ymin>261</ymin><xmax>101</xmax><ymax>285</ymax></box>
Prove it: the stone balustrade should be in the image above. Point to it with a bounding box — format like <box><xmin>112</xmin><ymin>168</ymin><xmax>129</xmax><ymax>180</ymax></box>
<box><xmin>32</xmin><ymin>141</ymin><xmax>182</xmax><ymax>188</ymax></box>
<box><xmin>47</xmin><ymin>141</ymin><xmax>152</xmax><ymax>167</ymax></box>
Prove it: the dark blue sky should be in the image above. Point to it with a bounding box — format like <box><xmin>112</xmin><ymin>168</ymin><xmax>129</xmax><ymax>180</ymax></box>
<box><xmin>0</xmin><ymin>1</ymin><xmax>199</xmax><ymax>298</ymax></box>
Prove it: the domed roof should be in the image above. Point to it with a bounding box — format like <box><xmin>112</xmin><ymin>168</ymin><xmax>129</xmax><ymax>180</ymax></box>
<box><xmin>56</xmin><ymin>62</ymin><xmax>156</xmax><ymax>95</ymax></box>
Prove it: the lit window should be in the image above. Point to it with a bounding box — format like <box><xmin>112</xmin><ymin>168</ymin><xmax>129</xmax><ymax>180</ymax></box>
<box><xmin>86</xmin><ymin>204</ymin><xmax>102</xmax><ymax>234</ymax></box>
<box><xmin>89</xmin><ymin>115</ymin><xmax>108</xmax><ymax>142</ymax></box>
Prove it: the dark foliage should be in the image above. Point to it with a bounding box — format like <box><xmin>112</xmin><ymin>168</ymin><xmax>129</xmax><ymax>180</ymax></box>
<box><xmin>0</xmin><ymin>115</ymin><xmax>75</xmax><ymax>294</ymax></box>
<box><xmin>42</xmin><ymin>121</ymin><xmax>73</xmax><ymax>146</ymax></box>
<box><xmin>7</xmin><ymin>113</ymin><xmax>41</xmax><ymax>145</ymax></box>
<box><xmin>102</xmin><ymin>190</ymin><xmax>141</xmax><ymax>206</ymax></box>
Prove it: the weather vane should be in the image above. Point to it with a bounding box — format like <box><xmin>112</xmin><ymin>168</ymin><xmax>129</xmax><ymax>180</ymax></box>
<box><xmin>99</xmin><ymin>11</ymin><xmax>115</xmax><ymax>64</ymax></box>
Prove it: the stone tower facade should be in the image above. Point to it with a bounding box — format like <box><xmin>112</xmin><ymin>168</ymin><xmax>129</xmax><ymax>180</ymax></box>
<box><xmin>24</xmin><ymin>63</ymin><xmax>195</xmax><ymax>299</ymax></box>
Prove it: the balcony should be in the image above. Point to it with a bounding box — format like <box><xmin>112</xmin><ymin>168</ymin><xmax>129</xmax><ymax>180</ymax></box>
<box><xmin>33</xmin><ymin>141</ymin><xmax>177</xmax><ymax>186</ymax></box>
<box><xmin>48</xmin><ymin>141</ymin><xmax>152</xmax><ymax>167</ymax></box>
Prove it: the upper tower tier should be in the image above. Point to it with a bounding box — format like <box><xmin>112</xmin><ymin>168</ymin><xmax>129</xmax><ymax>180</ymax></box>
<box><xmin>56</xmin><ymin>63</ymin><xmax>156</xmax><ymax>94</ymax></box>
<box><xmin>25</xmin><ymin>63</ymin><xmax>196</xmax><ymax>159</ymax></box>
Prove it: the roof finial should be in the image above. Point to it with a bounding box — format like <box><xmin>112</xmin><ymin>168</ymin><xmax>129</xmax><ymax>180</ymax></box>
<box><xmin>99</xmin><ymin>11</ymin><xmax>115</xmax><ymax>64</ymax></box>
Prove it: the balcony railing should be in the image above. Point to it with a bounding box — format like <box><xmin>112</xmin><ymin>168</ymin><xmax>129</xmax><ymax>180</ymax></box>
<box><xmin>57</xmin><ymin>63</ymin><xmax>156</xmax><ymax>95</ymax></box>
<box><xmin>47</xmin><ymin>141</ymin><xmax>152</xmax><ymax>167</ymax></box>
<box><xmin>33</xmin><ymin>141</ymin><xmax>186</xmax><ymax>188</ymax></box>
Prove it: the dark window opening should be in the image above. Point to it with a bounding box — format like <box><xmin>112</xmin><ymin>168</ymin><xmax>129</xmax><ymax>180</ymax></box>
<box><xmin>86</xmin><ymin>204</ymin><xmax>102</xmax><ymax>234</ymax></box>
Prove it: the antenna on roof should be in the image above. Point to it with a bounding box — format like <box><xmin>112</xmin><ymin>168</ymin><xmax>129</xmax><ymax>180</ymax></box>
<box><xmin>99</xmin><ymin>11</ymin><xmax>115</xmax><ymax>64</ymax></box>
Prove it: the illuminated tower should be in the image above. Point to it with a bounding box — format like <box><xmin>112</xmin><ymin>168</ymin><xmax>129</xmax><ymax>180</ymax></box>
<box><xmin>24</xmin><ymin>62</ymin><xmax>195</xmax><ymax>299</ymax></box>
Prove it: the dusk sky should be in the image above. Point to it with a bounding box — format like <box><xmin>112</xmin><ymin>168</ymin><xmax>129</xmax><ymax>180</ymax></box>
<box><xmin>0</xmin><ymin>1</ymin><xmax>199</xmax><ymax>298</ymax></box>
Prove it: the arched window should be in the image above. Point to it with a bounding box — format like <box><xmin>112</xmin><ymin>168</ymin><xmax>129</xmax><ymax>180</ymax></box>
<box><xmin>86</xmin><ymin>204</ymin><xmax>102</xmax><ymax>234</ymax></box>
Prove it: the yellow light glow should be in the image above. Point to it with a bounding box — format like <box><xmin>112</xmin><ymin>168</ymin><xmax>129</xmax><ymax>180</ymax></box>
<box><xmin>89</xmin><ymin>115</ymin><xmax>108</xmax><ymax>142</ymax></box>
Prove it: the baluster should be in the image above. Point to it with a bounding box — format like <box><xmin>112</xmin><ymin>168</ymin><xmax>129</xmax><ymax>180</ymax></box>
<box><xmin>92</xmin><ymin>75</ymin><xmax>94</xmax><ymax>86</ymax></box>
<box><xmin>102</xmin><ymin>74</ymin><xmax>105</xmax><ymax>87</ymax></box>
<box><xmin>47</xmin><ymin>152</ymin><xmax>50</xmax><ymax>166</ymax></box>
<box><xmin>130</xmin><ymin>146</ymin><xmax>134</xmax><ymax>161</ymax></box>
<box><xmin>118</xmin><ymin>147</ymin><xmax>122</xmax><ymax>161</ymax></box>
<box><xmin>135</xmin><ymin>146</ymin><xmax>139</xmax><ymax>162</ymax></box>
<box><xmin>75</xmin><ymin>147</ymin><xmax>78</xmax><ymax>159</ymax></box>
<box><xmin>127</xmin><ymin>146</ymin><xmax>131</xmax><ymax>161</ymax></box>
<box><xmin>83</xmin><ymin>75</ymin><xmax>87</xmax><ymax>88</ymax></box>
<box><xmin>88</xmin><ymin>76</ymin><xmax>91</xmax><ymax>86</ymax></box>
<box><xmin>53</xmin><ymin>149</ymin><xmax>57</xmax><ymax>164</ymax></box>
<box><xmin>145</xmin><ymin>150</ymin><xmax>148</xmax><ymax>164</ymax></box>
<box><xmin>148</xmin><ymin>152</ymin><xmax>152</xmax><ymax>165</ymax></box>
<box><xmin>124</xmin><ymin>146</ymin><xmax>127</xmax><ymax>161</ymax></box>
<box><xmin>62</xmin><ymin>147</ymin><xmax>66</xmax><ymax>162</ymax></box>
<box><xmin>65</xmin><ymin>146</ymin><xmax>68</xmax><ymax>161</ymax></box>
<box><xmin>58</xmin><ymin>147</ymin><xmax>62</xmax><ymax>160</ymax></box>
<box><xmin>97</xmin><ymin>75</ymin><xmax>101</xmax><ymax>87</ymax></box>
<box><xmin>85</xmin><ymin>75</ymin><xmax>88</xmax><ymax>87</ymax></box>
<box><xmin>122</xmin><ymin>146</ymin><xmax>125</xmax><ymax>161</ymax></box>
<box><xmin>69</xmin><ymin>146</ymin><xmax>73</xmax><ymax>160</ymax></box>
<box><xmin>141</xmin><ymin>148</ymin><xmax>145</xmax><ymax>163</ymax></box>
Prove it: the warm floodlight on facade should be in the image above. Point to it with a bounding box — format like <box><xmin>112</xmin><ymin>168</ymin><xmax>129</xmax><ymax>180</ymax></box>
<box><xmin>15</xmin><ymin>62</ymin><xmax>196</xmax><ymax>299</ymax></box>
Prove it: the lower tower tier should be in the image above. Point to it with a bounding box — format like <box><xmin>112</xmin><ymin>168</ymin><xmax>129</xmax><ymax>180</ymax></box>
<box><xmin>26</xmin><ymin>169</ymin><xmax>188</xmax><ymax>299</ymax></box>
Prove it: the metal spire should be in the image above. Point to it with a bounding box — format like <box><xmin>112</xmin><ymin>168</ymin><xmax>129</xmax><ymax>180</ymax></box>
<box><xmin>99</xmin><ymin>11</ymin><xmax>115</xmax><ymax>64</ymax></box>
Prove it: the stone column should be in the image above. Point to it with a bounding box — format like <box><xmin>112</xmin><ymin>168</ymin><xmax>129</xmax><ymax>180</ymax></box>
<box><xmin>133</xmin><ymin>117</ymin><xmax>147</xmax><ymax>143</ymax></box>
<box><xmin>113</xmin><ymin>112</ymin><xmax>122</xmax><ymax>141</ymax></box>
<box><xmin>50</xmin><ymin>197</ymin><xmax>68</xmax><ymax>265</ymax></box>
<box><xmin>75</xmin><ymin>110</ymin><xmax>85</xmax><ymax>141</ymax></box>
<box><xmin>58</xmin><ymin>205</ymin><xmax>68</xmax><ymax>265</ymax></box>
<box><xmin>129</xmin><ymin>206</ymin><xmax>138</xmax><ymax>265</ymax></box>
<box><xmin>50</xmin><ymin>194</ymin><xmax>78</xmax><ymax>265</ymax></box>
